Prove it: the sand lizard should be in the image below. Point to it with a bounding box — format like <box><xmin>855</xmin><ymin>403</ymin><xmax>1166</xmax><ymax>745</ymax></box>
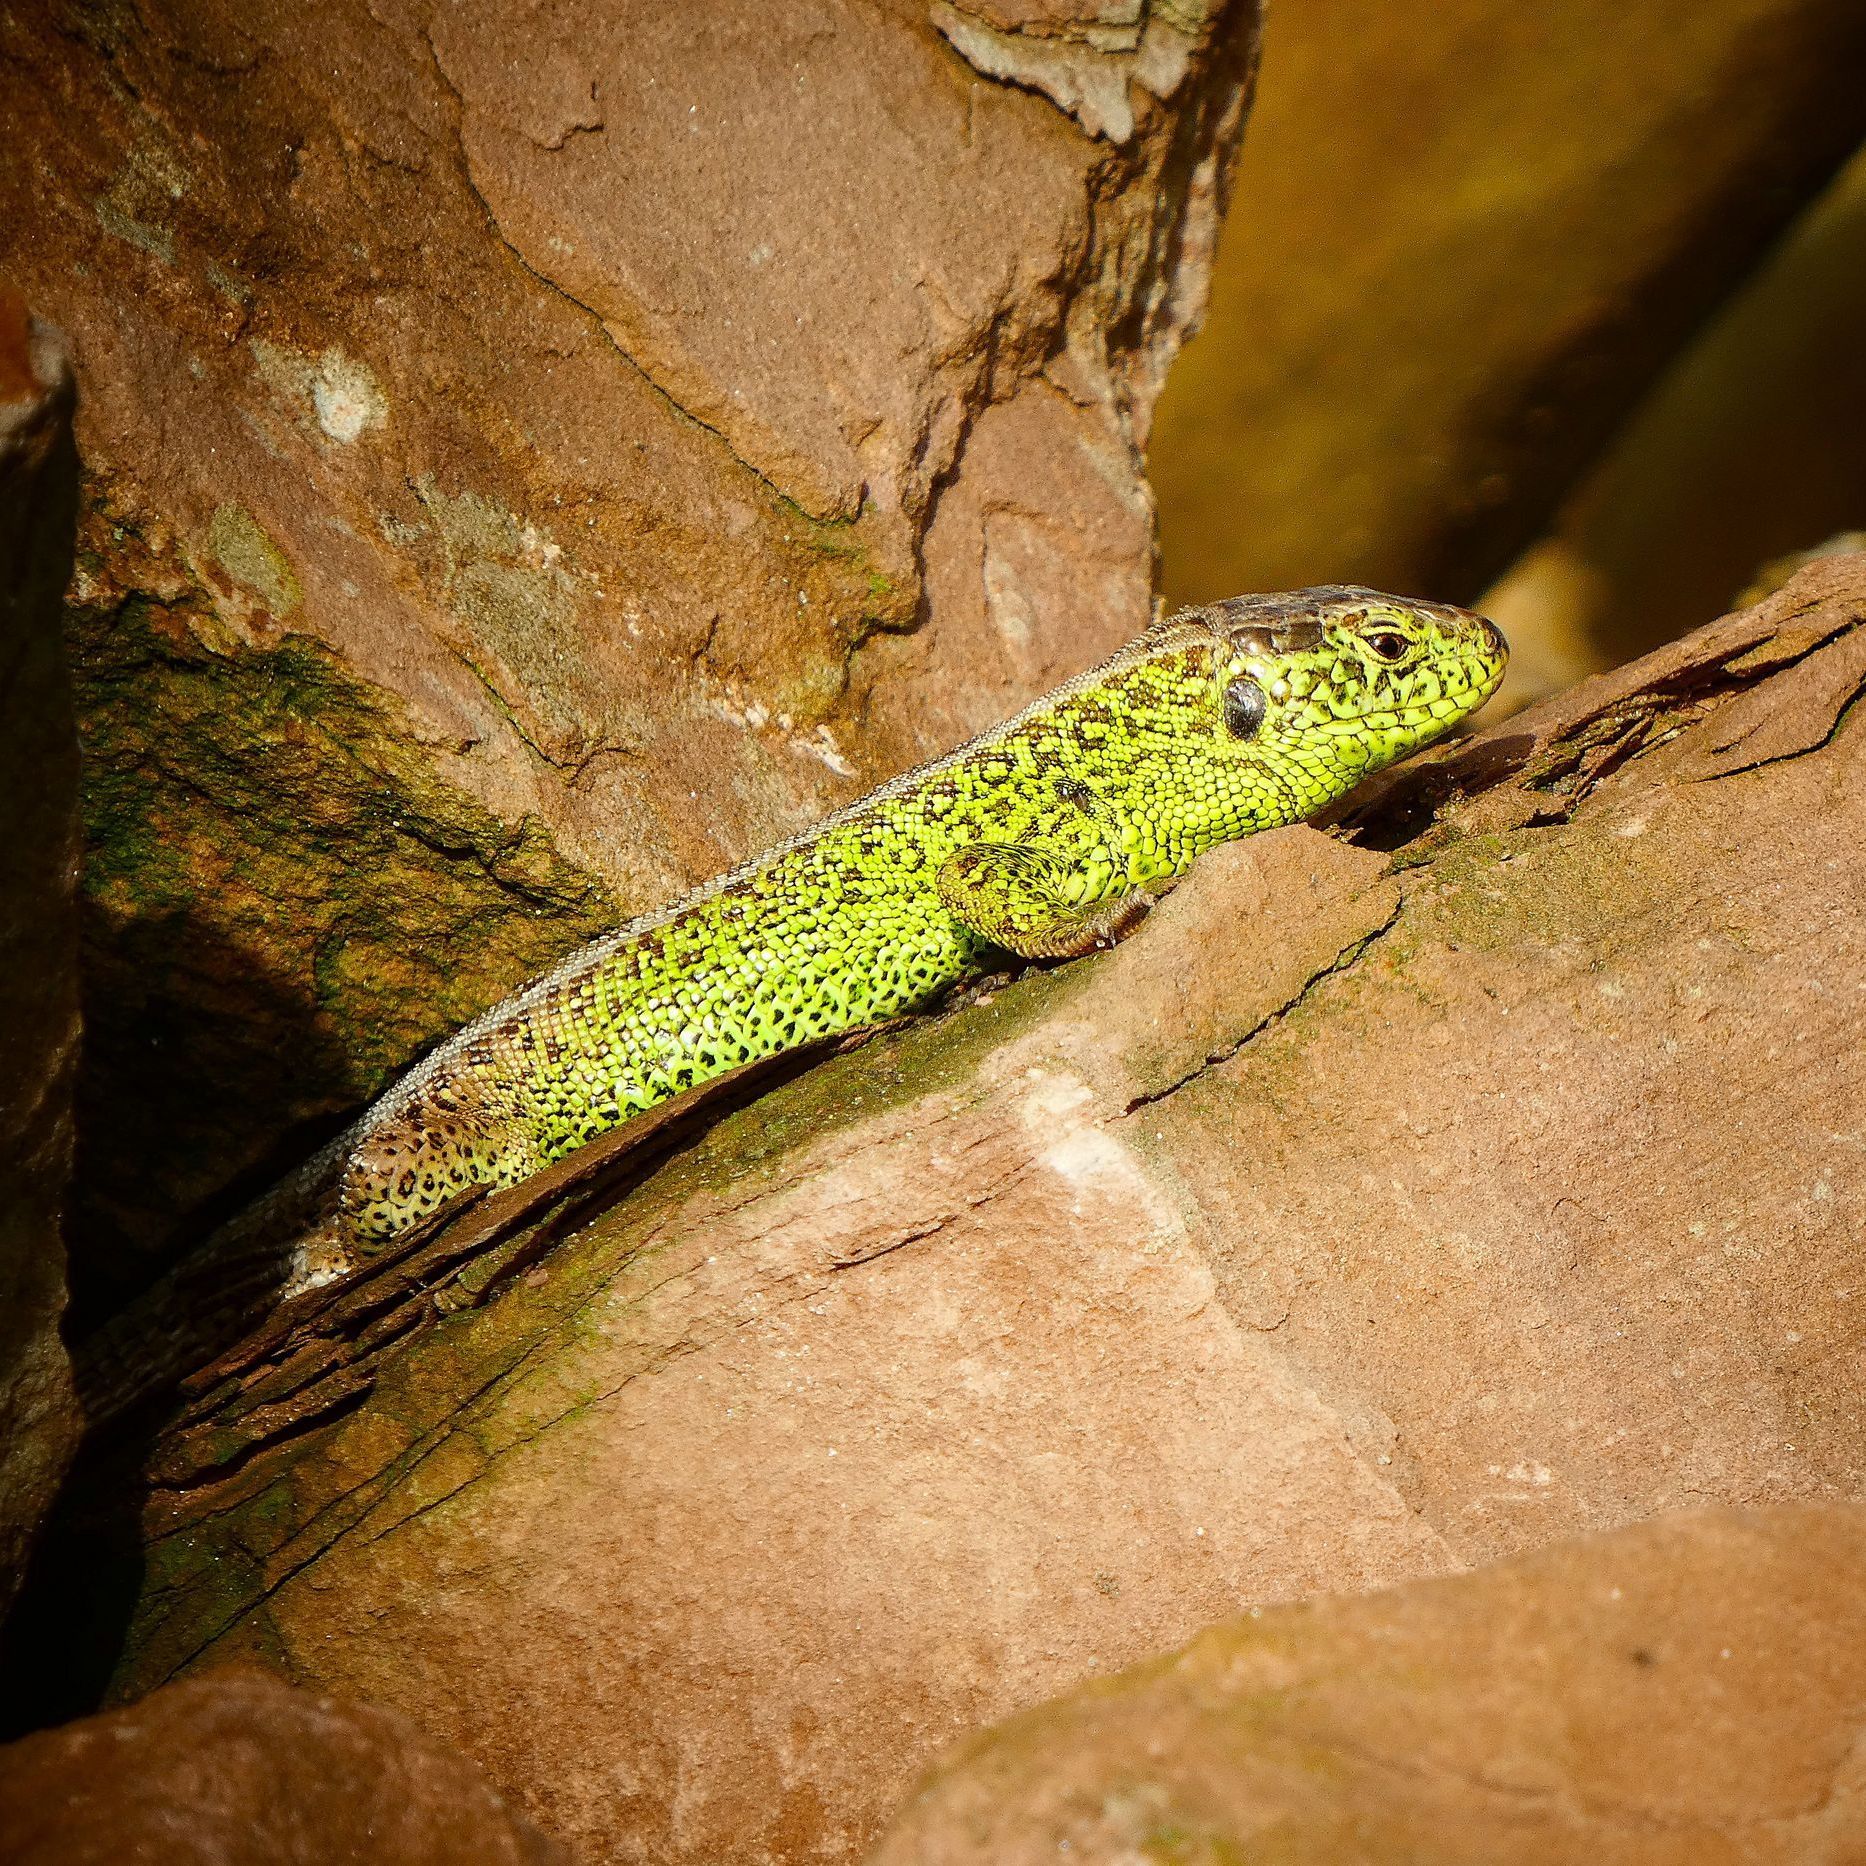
<box><xmin>83</xmin><ymin>586</ymin><xmax>1504</xmax><ymax>1412</ymax></box>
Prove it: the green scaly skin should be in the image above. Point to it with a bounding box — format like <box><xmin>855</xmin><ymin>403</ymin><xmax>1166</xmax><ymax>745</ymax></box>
<box><xmin>277</xmin><ymin>584</ymin><xmax>1504</xmax><ymax>1288</ymax></box>
<box><xmin>77</xmin><ymin>587</ymin><xmax>1503</xmax><ymax>1417</ymax></box>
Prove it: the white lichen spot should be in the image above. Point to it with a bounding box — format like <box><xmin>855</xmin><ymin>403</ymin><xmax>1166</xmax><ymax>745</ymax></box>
<box><xmin>1020</xmin><ymin>1075</ymin><xmax>1174</xmax><ymax>1222</ymax></box>
<box><xmin>705</xmin><ymin>680</ymin><xmax>855</xmax><ymax>776</ymax></box>
<box><xmin>252</xmin><ymin>338</ymin><xmax>388</xmax><ymax>444</ymax></box>
<box><xmin>794</xmin><ymin>725</ymin><xmax>855</xmax><ymax>778</ymax></box>
<box><xmin>1503</xmin><ymin>1460</ymin><xmax>1554</xmax><ymax>1487</ymax></box>
<box><xmin>983</xmin><ymin>537</ymin><xmax>1035</xmax><ymax>652</ymax></box>
<box><xmin>709</xmin><ymin>689</ymin><xmax>772</xmax><ymax>735</ymax></box>
<box><xmin>1042</xmin><ymin>1124</ymin><xmax>1138</xmax><ymax>1193</ymax></box>
<box><xmin>1018</xmin><ymin>1068</ymin><xmax>1095</xmax><ymax>1126</ymax></box>
<box><xmin>312</xmin><ymin>349</ymin><xmax>388</xmax><ymax>442</ymax></box>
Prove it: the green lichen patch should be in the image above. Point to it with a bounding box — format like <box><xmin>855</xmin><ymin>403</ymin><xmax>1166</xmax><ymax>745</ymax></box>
<box><xmin>1402</xmin><ymin>812</ymin><xmax>1687</xmax><ymax>963</ymax></box>
<box><xmin>206</xmin><ymin>503</ymin><xmax>301</xmax><ymax>616</ymax></box>
<box><xmin>807</xmin><ymin>509</ymin><xmax>913</xmax><ymax>632</ymax></box>
<box><xmin>405</xmin><ymin>478</ymin><xmax>591</xmax><ymax>746</ymax></box>
<box><xmin>1137</xmin><ymin>1816</ymin><xmax>1253</xmax><ymax>1866</ymax></box>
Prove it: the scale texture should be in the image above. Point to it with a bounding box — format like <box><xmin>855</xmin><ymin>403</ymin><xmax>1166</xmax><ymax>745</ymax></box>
<box><xmin>79</xmin><ymin>586</ymin><xmax>1504</xmax><ymax>1416</ymax></box>
<box><xmin>328</xmin><ymin>586</ymin><xmax>1504</xmax><ymax>1261</ymax></box>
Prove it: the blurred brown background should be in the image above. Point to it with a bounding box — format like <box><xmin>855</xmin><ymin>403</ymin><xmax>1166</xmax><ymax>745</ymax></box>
<box><xmin>1149</xmin><ymin>0</ymin><xmax>1866</xmax><ymax>713</ymax></box>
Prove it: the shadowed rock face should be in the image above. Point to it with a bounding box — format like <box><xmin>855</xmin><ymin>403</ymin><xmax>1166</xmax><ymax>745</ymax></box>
<box><xmin>0</xmin><ymin>1669</ymin><xmax>569</xmax><ymax>1865</ymax></box>
<box><xmin>41</xmin><ymin>557</ymin><xmax>1864</xmax><ymax>1865</ymax></box>
<box><xmin>1483</xmin><ymin>139</ymin><xmax>1866</xmax><ymax>706</ymax></box>
<box><xmin>0</xmin><ymin>289</ymin><xmax>81</xmax><ymax>1611</ymax></box>
<box><xmin>0</xmin><ymin>0</ymin><xmax>1258</xmax><ymax>1310</ymax></box>
<box><xmin>869</xmin><ymin>1505</ymin><xmax>1866</xmax><ymax>1864</ymax></box>
<box><xmin>1151</xmin><ymin>0</ymin><xmax>1866</xmax><ymax>612</ymax></box>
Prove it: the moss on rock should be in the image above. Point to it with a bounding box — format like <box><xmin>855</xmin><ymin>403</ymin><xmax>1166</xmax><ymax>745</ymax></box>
<box><xmin>65</xmin><ymin>498</ymin><xmax>619</xmax><ymax>1316</ymax></box>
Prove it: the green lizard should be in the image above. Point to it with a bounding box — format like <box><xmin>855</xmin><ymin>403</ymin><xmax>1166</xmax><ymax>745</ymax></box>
<box><xmin>81</xmin><ymin>586</ymin><xmax>1504</xmax><ymax>1416</ymax></box>
<box><xmin>274</xmin><ymin>583</ymin><xmax>1503</xmax><ymax>1289</ymax></box>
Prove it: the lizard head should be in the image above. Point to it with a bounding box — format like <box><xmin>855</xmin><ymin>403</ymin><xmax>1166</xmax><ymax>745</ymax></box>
<box><xmin>1200</xmin><ymin>585</ymin><xmax>1507</xmax><ymax>801</ymax></box>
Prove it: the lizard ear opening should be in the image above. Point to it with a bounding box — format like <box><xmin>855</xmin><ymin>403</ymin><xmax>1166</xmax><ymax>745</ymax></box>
<box><xmin>1223</xmin><ymin>677</ymin><xmax>1267</xmax><ymax>741</ymax></box>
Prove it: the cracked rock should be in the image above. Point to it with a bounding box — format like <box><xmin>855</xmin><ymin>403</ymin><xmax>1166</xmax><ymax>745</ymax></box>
<box><xmin>42</xmin><ymin>557</ymin><xmax>1866</xmax><ymax>1865</ymax></box>
<box><xmin>0</xmin><ymin>0</ymin><xmax>1255</xmax><ymax>1309</ymax></box>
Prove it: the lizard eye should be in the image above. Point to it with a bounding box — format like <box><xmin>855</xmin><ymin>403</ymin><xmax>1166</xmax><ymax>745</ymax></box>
<box><xmin>1223</xmin><ymin>677</ymin><xmax>1266</xmax><ymax>740</ymax></box>
<box><xmin>1366</xmin><ymin>631</ymin><xmax>1411</xmax><ymax>664</ymax></box>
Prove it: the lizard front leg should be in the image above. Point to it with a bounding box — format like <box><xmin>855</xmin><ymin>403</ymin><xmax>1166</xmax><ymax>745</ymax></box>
<box><xmin>936</xmin><ymin>842</ymin><xmax>1152</xmax><ymax>960</ymax></box>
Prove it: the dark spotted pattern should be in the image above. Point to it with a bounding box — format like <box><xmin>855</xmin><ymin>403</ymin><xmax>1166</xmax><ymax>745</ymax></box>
<box><xmin>316</xmin><ymin>589</ymin><xmax>1505</xmax><ymax>1259</ymax></box>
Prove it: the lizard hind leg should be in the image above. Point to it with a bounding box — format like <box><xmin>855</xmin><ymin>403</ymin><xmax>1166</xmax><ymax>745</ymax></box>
<box><xmin>335</xmin><ymin>1071</ymin><xmax>527</xmax><ymax>1256</ymax></box>
<box><xmin>937</xmin><ymin>842</ymin><xmax>1151</xmax><ymax>961</ymax></box>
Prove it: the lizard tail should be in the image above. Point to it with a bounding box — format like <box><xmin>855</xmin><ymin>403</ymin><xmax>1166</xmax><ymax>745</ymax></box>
<box><xmin>69</xmin><ymin>1065</ymin><xmax>522</xmax><ymax>1431</ymax></box>
<box><xmin>337</xmin><ymin>1064</ymin><xmax>532</xmax><ymax>1250</ymax></box>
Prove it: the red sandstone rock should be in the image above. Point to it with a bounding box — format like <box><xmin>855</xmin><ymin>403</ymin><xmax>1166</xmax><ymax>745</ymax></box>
<box><xmin>0</xmin><ymin>1669</ymin><xmax>569</xmax><ymax>1865</ymax></box>
<box><xmin>870</xmin><ymin>1505</ymin><xmax>1866</xmax><ymax>1864</ymax></box>
<box><xmin>0</xmin><ymin>0</ymin><xmax>1256</xmax><ymax>1304</ymax></box>
<box><xmin>71</xmin><ymin>558</ymin><xmax>1866</xmax><ymax>1865</ymax></box>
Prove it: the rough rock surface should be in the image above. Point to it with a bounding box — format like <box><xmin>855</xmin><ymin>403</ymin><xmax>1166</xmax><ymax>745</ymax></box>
<box><xmin>1150</xmin><ymin>0</ymin><xmax>1866</xmax><ymax>610</ymax></box>
<box><xmin>48</xmin><ymin>557</ymin><xmax>1866</xmax><ymax>1864</ymax></box>
<box><xmin>0</xmin><ymin>288</ymin><xmax>82</xmax><ymax>1608</ymax></box>
<box><xmin>0</xmin><ymin>1669</ymin><xmax>569</xmax><ymax>1864</ymax></box>
<box><xmin>870</xmin><ymin>1504</ymin><xmax>1866</xmax><ymax>1863</ymax></box>
<box><xmin>0</xmin><ymin>0</ymin><xmax>1256</xmax><ymax>1311</ymax></box>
